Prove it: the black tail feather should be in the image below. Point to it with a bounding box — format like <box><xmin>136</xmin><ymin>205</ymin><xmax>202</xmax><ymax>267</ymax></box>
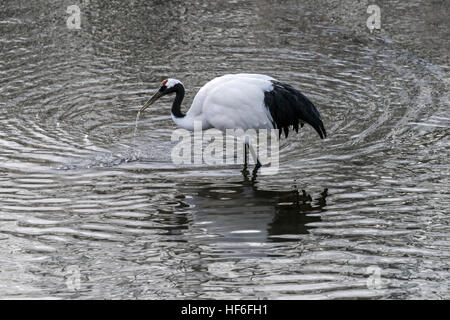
<box><xmin>264</xmin><ymin>81</ymin><xmax>327</xmax><ymax>139</ymax></box>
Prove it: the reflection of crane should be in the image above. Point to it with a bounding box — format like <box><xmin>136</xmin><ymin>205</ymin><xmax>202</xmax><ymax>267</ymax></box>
<box><xmin>178</xmin><ymin>175</ymin><xmax>328</xmax><ymax>244</ymax></box>
<box><xmin>140</xmin><ymin>74</ymin><xmax>326</xmax><ymax>173</ymax></box>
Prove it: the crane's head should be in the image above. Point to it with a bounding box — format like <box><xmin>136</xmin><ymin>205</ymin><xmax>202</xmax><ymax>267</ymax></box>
<box><xmin>140</xmin><ymin>78</ymin><xmax>183</xmax><ymax>112</ymax></box>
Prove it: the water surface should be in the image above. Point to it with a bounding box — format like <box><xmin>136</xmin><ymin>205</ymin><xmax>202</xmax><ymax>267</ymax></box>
<box><xmin>0</xmin><ymin>0</ymin><xmax>449</xmax><ymax>299</ymax></box>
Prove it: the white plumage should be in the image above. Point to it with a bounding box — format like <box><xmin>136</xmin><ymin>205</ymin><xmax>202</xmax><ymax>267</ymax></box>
<box><xmin>150</xmin><ymin>74</ymin><xmax>274</xmax><ymax>131</ymax></box>
<box><xmin>183</xmin><ymin>74</ymin><xmax>275</xmax><ymax>131</ymax></box>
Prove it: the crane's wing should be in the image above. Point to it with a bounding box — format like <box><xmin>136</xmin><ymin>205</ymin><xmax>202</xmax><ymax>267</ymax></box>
<box><xmin>200</xmin><ymin>75</ymin><xmax>276</xmax><ymax>131</ymax></box>
<box><xmin>192</xmin><ymin>74</ymin><xmax>326</xmax><ymax>139</ymax></box>
<box><xmin>264</xmin><ymin>81</ymin><xmax>327</xmax><ymax>139</ymax></box>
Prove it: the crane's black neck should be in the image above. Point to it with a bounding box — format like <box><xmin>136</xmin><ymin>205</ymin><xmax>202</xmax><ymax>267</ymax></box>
<box><xmin>171</xmin><ymin>83</ymin><xmax>185</xmax><ymax>118</ymax></box>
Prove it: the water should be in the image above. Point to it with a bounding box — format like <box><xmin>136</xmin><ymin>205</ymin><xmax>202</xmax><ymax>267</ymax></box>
<box><xmin>0</xmin><ymin>0</ymin><xmax>449</xmax><ymax>299</ymax></box>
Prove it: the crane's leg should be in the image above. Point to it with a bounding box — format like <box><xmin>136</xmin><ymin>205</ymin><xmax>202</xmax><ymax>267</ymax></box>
<box><xmin>246</xmin><ymin>142</ymin><xmax>262</xmax><ymax>179</ymax></box>
<box><xmin>241</xmin><ymin>142</ymin><xmax>249</xmax><ymax>175</ymax></box>
<box><xmin>244</xmin><ymin>143</ymin><xmax>248</xmax><ymax>168</ymax></box>
<box><xmin>252</xmin><ymin>158</ymin><xmax>262</xmax><ymax>179</ymax></box>
<box><xmin>242</xmin><ymin>142</ymin><xmax>261</xmax><ymax>179</ymax></box>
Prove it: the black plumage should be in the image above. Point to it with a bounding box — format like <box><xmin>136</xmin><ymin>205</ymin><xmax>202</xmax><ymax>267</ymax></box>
<box><xmin>264</xmin><ymin>81</ymin><xmax>326</xmax><ymax>139</ymax></box>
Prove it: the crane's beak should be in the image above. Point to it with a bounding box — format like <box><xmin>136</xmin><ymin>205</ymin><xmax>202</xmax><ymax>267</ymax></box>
<box><xmin>140</xmin><ymin>91</ymin><xmax>163</xmax><ymax>113</ymax></box>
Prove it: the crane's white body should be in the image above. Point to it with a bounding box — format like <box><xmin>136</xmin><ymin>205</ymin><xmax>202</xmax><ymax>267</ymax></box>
<box><xmin>172</xmin><ymin>74</ymin><xmax>276</xmax><ymax>132</ymax></box>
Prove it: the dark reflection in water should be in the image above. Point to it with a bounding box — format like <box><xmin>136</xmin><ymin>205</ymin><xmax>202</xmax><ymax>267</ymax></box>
<box><xmin>180</xmin><ymin>175</ymin><xmax>327</xmax><ymax>243</ymax></box>
<box><xmin>269</xmin><ymin>189</ymin><xmax>327</xmax><ymax>239</ymax></box>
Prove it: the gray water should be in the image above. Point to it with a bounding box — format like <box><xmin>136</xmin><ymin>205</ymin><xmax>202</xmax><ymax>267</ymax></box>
<box><xmin>0</xmin><ymin>0</ymin><xmax>449</xmax><ymax>299</ymax></box>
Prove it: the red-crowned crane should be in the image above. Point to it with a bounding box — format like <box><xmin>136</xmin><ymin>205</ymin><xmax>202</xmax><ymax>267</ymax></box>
<box><xmin>139</xmin><ymin>74</ymin><xmax>326</xmax><ymax>174</ymax></box>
